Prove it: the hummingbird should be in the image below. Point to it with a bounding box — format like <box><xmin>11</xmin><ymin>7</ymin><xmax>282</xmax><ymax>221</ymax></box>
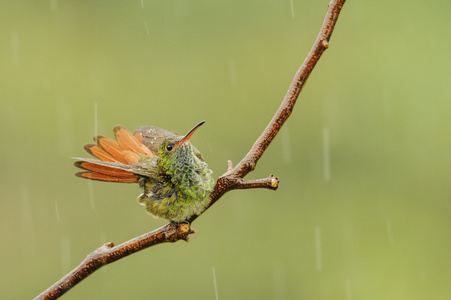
<box><xmin>74</xmin><ymin>121</ymin><xmax>214</xmax><ymax>223</ymax></box>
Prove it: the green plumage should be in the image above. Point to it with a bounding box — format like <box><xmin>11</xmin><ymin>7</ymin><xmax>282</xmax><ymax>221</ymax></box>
<box><xmin>137</xmin><ymin>135</ymin><xmax>214</xmax><ymax>222</ymax></box>
<box><xmin>75</xmin><ymin>121</ymin><xmax>214</xmax><ymax>223</ymax></box>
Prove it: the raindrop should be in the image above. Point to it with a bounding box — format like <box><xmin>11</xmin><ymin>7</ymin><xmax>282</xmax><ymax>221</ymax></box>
<box><xmin>207</xmin><ymin>141</ymin><xmax>213</xmax><ymax>153</ymax></box>
<box><xmin>323</xmin><ymin>127</ymin><xmax>331</xmax><ymax>182</ymax></box>
<box><xmin>50</xmin><ymin>0</ymin><xmax>58</xmax><ymax>12</ymax></box>
<box><xmin>87</xmin><ymin>103</ymin><xmax>99</xmax><ymax>215</ymax></box>
<box><xmin>88</xmin><ymin>180</ymin><xmax>100</xmax><ymax>217</ymax></box>
<box><xmin>94</xmin><ymin>103</ymin><xmax>98</xmax><ymax>139</ymax></box>
<box><xmin>382</xmin><ymin>90</ymin><xmax>392</xmax><ymax>118</ymax></box>
<box><xmin>315</xmin><ymin>226</ymin><xmax>322</xmax><ymax>272</ymax></box>
<box><xmin>144</xmin><ymin>21</ymin><xmax>150</xmax><ymax>35</ymax></box>
<box><xmin>345</xmin><ymin>277</ymin><xmax>351</xmax><ymax>300</ymax></box>
<box><xmin>289</xmin><ymin>0</ymin><xmax>295</xmax><ymax>19</ymax></box>
<box><xmin>212</xmin><ymin>265</ymin><xmax>219</xmax><ymax>300</ymax></box>
<box><xmin>54</xmin><ymin>200</ymin><xmax>61</xmax><ymax>223</ymax></box>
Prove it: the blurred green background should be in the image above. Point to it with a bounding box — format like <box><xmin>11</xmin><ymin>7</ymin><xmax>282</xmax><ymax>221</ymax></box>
<box><xmin>1</xmin><ymin>0</ymin><xmax>451</xmax><ymax>299</ymax></box>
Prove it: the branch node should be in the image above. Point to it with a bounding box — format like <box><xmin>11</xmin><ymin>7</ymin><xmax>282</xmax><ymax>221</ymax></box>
<box><xmin>322</xmin><ymin>39</ymin><xmax>329</xmax><ymax>48</ymax></box>
<box><xmin>178</xmin><ymin>222</ymin><xmax>191</xmax><ymax>234</ymax></box>
<box><xmin>270</xmin><ymin>175</ymin><xmax>280</xmax><ymax>190</ymax></box>
<box><xmin>162</xmin><ymin>222</ymin><xmax>194</xmax><ymax>243</ymax></box>
<box><xmin>227</xmin><ymin>160</ymin><xmax>233</xmax><ymax>171</ymax></box>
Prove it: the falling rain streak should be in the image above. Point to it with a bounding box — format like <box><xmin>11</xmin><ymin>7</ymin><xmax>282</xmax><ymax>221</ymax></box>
<box><xmin>94</xmin><ymin>103</ymin><xmax>98</xmax><ymax>139</ymax></box>
<box><xmin>144</xmin><ymin>21</ymin><xmax>150</xmax><ymax>35</ymax></box>
<box><xmin>382</xmin><ymin>90</ymin><xmax>392</xmax><ymax>118</ymax></box>
<box><xmin>54</xmin><ymin>200</ymin><xmax>61</xmax><ymax>223</ymax></box>
<box><xmin>323</xmin><ymin>127</ymin><xmax>331</xmax><ymax>182</ymax></box>
<box><xmin>345</xmin><ymin>277</ymin><xmax>352</xmax><ymax>300</ymax></box>
<box><xmin>88</xmin><ymin>103</ymin><xmax>100</xmax><ymax>216</ymax></box>
<box><xmin>315</xmin><ymin>226</ymin><xmax>322</xmax><ymax>272</ymax></box>
<box><xmin>228</xmin><ymin>58</ymin><xmax>237</xmax><ymax>88</ymax></box>
<box><xmin>50</xmin><ymin>0</ymin><xmax>58</xmax><ymax>12</ymax></box>
<box><xmin>88</xmin><ymin>180</ymin><xmax>99</xmax><ymax>217</ymax></box>
<box><xmin>212</xmin><ymin>266</ymin><xmax>219</xmax><ymax>300</ymax></box>
<box><xmin>289</xmin><ymin>0</ymin><xmax>295</xmax><ymax>18</ymax></box>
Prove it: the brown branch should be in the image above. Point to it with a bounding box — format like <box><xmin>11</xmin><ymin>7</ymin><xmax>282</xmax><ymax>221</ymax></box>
<box><xmin>191</xmin><ymin>0</ymin><xmax>346</xmax><ymax>220</ymax></box>
<box><xmin>35</xmin><ymin>1</ymin><xmax>346</xmax><ymax>299</ymax></box>
<box><xmin>230</xmin><ymin>175</ymin><xmax>279</xmax><ymax>190</ymax></box>
<box><xmin>35</xmin><ymin>223</ymin><xmax>193</xmax><ymax>300</ymax></box>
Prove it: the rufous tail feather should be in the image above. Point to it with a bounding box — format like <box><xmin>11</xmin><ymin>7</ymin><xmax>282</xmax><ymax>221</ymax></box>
<box><xmin>74</xmin><ymin>126</ymin><xmax>155</xmax><ymax>183</ymax></box>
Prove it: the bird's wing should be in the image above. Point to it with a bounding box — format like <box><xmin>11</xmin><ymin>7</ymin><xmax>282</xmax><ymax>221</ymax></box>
<box><xmin>74</xmin><ymin>126</ymin><xmax>157</xmax><ymax>183</ymax></box>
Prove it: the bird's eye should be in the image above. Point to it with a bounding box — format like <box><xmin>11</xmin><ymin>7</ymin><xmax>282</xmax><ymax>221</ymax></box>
<box><xmin>166</xmin><ymin>144</ymin><xmax>173</xmax><ymax>151</ymax></box>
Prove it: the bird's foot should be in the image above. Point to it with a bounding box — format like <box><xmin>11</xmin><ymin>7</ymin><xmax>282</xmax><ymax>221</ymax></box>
<box><xmin>169</xmin><ymin>220</ymin><xmax>190</xmax><ymax>229</ymax></box>
<box><xmin>169</xmin><ymin>220</ymin><xmax>194</xmax><ymax>242</ymax></box>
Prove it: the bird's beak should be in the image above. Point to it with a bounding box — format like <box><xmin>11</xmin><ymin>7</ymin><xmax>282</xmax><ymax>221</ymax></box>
<box><xmin>178</xmin><ymin>121</ymin><xmax>205</xmax><ymax>145</ymax></box>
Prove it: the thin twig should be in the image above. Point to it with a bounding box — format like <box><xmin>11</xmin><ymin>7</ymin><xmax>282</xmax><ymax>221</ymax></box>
<box><xmin>35</xmin><ymin>1</ymin><xmax>346</xmax><ymax>299</ymax></box>
<box><xmin>192</xmin><ymin>0</ymin><xmax>346</xmax><ymax>218</ymax></box>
